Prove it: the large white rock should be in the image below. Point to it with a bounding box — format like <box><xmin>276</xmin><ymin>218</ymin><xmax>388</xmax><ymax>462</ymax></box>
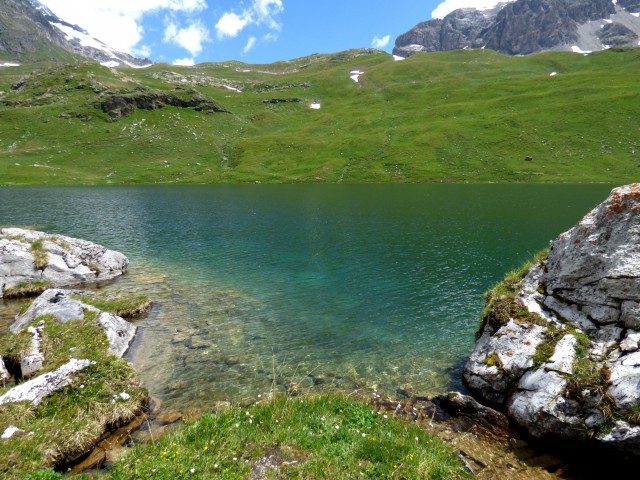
<box><xmin>463</xmin><ymin>319</ymin><xmax>546</xmax><ymax>407</ymax></box>
<box><xmin>0</xmin><ymin>358</ymin><xmax>95</xmax><ymax>406</ymax></box>
<box><xmin>541</xmin><ymin>184</ymin><xmax>640</xmax><ymax>325</ymax></box>
<box><xmin>464</xmin><ymin>184</ymin><xmax>640</xmax><ymax>456</ymax></box>
<box><xmin>0</xmin><ymin>228</ymin><xmax>128</xmax><ymax>298</ymax></box>
<box><xmin>11</xmin><ymin>289</ymin><xmax>137</xmax><ymax>358</ymax></box>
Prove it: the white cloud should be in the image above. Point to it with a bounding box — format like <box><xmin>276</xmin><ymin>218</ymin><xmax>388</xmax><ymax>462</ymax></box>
<box><xmin>431</xmin><ymin>0</ymin><xmax>512</xmax><ymax>19</ymax></box>
<box><xmin>243</xmin><ymin>37</ymin><xmax>257</xmax><ymax>54</ymax></box>
<box><xmin>38</xmin><ymin>0</ymin><xmax>207</xmax><ymax>55</ymax></box>
<box><xmin>164</xmin><ymin>19</ymin><xmax>210</xmax><ymax>56</ymax></box>
<box><xmin>173</xmin><ymin>57</ymin><xmax>195</xmax><ymax>65</ymax></box>
<box><xmin>371</xmin><ymin>35</ymin><xmax>390</xmax><ymax>49</ymax></box>
<box><xmin>215</xmin><ymin>0</ymin><xmax>283</xmax><ymax>39</ymax></box>
<box><xmin>215</xmin><ymin>12</ymin><xmax>252</xmax><ymax>38</ymax></box>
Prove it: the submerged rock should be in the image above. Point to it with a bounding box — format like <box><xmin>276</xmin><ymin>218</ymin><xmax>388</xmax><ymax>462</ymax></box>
<box><xmin>0</xmin><ymin>228</ymin><xmax>128</xmax><ymax>298</ymax></box>
<box><xmin>464</xmin><ymin>184</ymin><xmax>640</xmax><ymax>458</ymax></box>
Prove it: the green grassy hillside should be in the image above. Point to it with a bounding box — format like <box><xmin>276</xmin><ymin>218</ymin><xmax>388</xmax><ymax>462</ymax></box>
<box><xmin>1</xmin><ymin>47</ymin><xmax>639</xmax><ymax>184</ymax></box>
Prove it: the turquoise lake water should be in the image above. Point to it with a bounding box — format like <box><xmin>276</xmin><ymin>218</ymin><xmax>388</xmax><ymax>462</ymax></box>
<box><xmin>0</xmin><ymin>184</ymin><xmax>614</xmax><ymax>409</ymax></box>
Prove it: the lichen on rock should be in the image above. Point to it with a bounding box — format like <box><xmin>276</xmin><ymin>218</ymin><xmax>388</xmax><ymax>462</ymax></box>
<box><xmin>464</xmin><ymin>184</ymin><xmax>640</xmax><ymax>457</ymax></box>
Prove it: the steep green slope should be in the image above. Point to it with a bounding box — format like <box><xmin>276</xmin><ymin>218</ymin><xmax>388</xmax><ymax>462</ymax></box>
<box><xmin>0</xmin><ymin>48</ymin><xmax>639</xmax><ymax>185</ymax></box>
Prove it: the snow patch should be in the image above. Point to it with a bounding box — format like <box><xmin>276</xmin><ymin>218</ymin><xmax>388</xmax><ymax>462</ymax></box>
<box><xmin>350</xmin><ymin>70</ymin><xmax>364</xmax><ymax>83</ymax></box>
<box><xmin>632</xmin><ymin>13</ymin><xmax>640</xmax><ymax>18</ymax></box>
<box><xmin>571</xmin><ymin>45</ymin><xmax>592</xmax><ymax>54</ymax></box>
<box><xmin>310</xmin><ymin>102</ymin><xmax>321</xmax><ymax>109</ymax></box>
<box><xmin>393</xmin><ymin>55</ymin><xmax>405</xmax><ymax>61</ymax></box>
<box><xmin>604</xmin><ymin>19</ymin><xmax>613</xmax><ymax>24</ymax></box>
<box><xmin>0</xmin><ymin>62</ymin><xmax>20</xmax><ymax>67</ymax></box>
<box><xmin>126</xmin><ymin>62</ymin><xmax>152</xmax><ymax>69</ymax></box>
<box><xmin>224</xmin><ymin>85</ymin><xmax>242</xmax><ymax>93</ymax></box>
<box><xmin>550</xmin><ymin>71</ymin><xmax>558</xmax><ymax>76</ymax></box>
<box><xmin>51</xmin><ymin>22</ymin><xmax>113</xmax><ymax>53</ymax></box>
<box><xmin>101</xmin><ymin>61</ymin><xmax>120</xmax><ymax>68</ymax></box>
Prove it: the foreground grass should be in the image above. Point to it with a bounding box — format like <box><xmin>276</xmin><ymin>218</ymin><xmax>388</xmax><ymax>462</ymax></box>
<box><xmin>1</xmin><ymin>47</ymin><xmax>640</xmax><ymax>184</ymax></box>
<box><xmin>0</xmin><ymin>310</ymin><xmax>146</xmax><ymax>478</ymax></box>
<box><xmin>102</xmin><ymin>395</ymin><xmax>469</xmax><ymax>480</ymax></box>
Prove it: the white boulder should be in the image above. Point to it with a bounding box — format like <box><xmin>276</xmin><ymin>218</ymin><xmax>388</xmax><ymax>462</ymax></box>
<box><xmin>0</xmin><ymin>228</ymin><xmax>128</xmax><ymax>298</ymax></box>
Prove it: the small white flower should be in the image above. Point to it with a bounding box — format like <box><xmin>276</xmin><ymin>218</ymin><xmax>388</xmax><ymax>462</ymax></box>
<box><xmin>190</xmin><ymin>468</ymin><xmax>195</xmax><ymax>473</ymax></box>
<box><xmin>335</xmin><ymin>425</ymin><xmax>340</xmax><ymax>430</ymax></box>
<box><xmin>383</xmin><ymin>414</ymin><xmax>388</xmax><ymax>419</ymax></box>
<box><xmin>214</xmin><ymin>463</ymin><xmax>219</xmax><ymax>468</ymax></box>
<box><xmin>233</xmin><ymin>457</ymin><xmax>238</xmax><ymax>462</ymax></box>
<box><xmin>362</xmin><ymin>433</ymin><xmax>366</xmax><ymax>437</ymax></box>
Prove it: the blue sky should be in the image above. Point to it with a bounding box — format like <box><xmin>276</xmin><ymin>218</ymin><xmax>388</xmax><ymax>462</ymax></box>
<box><xmin>37</xmin><ymin>0</ymin><xmax>497</xmax><ymax>65</ymax></box>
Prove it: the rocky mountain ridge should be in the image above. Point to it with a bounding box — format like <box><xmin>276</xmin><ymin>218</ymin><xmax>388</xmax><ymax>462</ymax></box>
<box><xmin>0</xmin><ymin>0</ymin><xmax>151</xmax><ymax>67</ymax></box>
<box><xmin>394</xmin><ymin>0</ymin><xmax>640</xmax><ymax>57</ymax></box>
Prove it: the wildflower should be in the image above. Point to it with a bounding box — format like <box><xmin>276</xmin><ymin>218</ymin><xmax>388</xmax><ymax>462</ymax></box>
<box><xmin>361</xmin><ymin>433</ymin><xmax>366</xmax><ymax>437</ymax></box>
<box><xmin>190</xmin><ymin>468</ymin><xmax>195</xmax><ymax>473</ymax></box>
<box><xmin>383</xmin><ymin>414</ymin><xmax>388</xmax><ymax>419</ymax></box>
<box><xmin>335</xmin><ymin>425</ymin><xmax>340</xmax><ymax>430</ymax></box>
<box><xmin>214</xmin><ymin>464</ymin><xmax>219</xmax><ymax>468</ymax></box>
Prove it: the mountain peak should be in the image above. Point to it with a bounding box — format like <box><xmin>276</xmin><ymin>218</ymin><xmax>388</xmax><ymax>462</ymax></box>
<box><xmin>0</xmin><ymin>0</ymin><xmax>151</xmax><ymax>67</ymax></box>
<box><xmin>395</xmin><ymin>0</ymin><xmax>640</xmax><ymax>57</ymax></box>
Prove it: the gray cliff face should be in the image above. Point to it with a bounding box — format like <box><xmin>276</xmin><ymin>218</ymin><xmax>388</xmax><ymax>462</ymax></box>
<box><xmin>394</xmin><ymin>0</ymin><xmax>640</xmax><ymax>57</ymax></box>
<box><xmin>0</xmin><ymin>0</ymin><xmax>151</xmax><ymax>66</ymax></box>
<box><xmin>463</xmin><ymin>184</ymin><xmax>640</xmax><ymax>457</ymax></box>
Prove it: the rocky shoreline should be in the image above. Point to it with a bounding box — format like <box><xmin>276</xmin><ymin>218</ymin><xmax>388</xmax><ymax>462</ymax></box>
<box><xmin>3</xmin><ymin>186</ymin><xmax>640</xmax><ymax>478</ymax></box>
<box><xmin>0</xmin><ymin>229</ymin><xmax>148</xmax><ymax>476</ymax></box>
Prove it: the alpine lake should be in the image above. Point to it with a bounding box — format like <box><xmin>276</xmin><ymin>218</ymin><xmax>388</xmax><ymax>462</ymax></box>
<box><xmin>0</xmin><ymin>184</ymin><xmax>614</xmax><ymax>410</ymax></box>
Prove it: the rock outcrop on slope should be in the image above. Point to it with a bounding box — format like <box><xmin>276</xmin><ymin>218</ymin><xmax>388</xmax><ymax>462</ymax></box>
<box><xmin>0</xmin><ymin>228</ymin><xmax>128</xmax><ymax>298</ymax></box>
<box><xmin>394</xmin><ymin>0</ymin><xmax>640</xmax><ymax>57</ymax></box>
<box><xmin>464</xmin><ymin>184</ymin><xmax>640</xmax><ymax>457</ymax></box>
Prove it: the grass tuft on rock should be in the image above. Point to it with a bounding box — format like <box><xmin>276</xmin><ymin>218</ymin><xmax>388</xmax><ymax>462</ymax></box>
<box><xmin>106</xmin><ymin>395</ymin><xmax>470</xmax><ymax>480</ymax></box>
<box><xmin>29</xmin><ymin>239</ymin><xmax>48</xmax><ymax>270</ymax></box>
<box><xmin>478</xmin><ymin>248</ymin><xmax>549</xmax><ymax>336</ymax></box>
<box><xmin>3</xmin><ymin>280</ymin><xmax>53</xmax><ymax>299</ymax></box>
<box><xmin>73</xmin><ymin>292</ymin><xmax>152</xmax><ymax>318</ymax></box>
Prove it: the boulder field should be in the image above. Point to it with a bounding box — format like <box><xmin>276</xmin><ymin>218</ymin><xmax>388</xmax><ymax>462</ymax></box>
<box><xmin>464</xmin><ymin>184</ymin><xmax>640</xmax><ymax>457</ymax></box>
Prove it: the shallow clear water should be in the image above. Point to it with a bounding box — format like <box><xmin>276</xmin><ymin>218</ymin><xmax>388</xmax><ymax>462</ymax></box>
<box><xmin>0</xmin><ymin>184</ymin><xmax>613</xmax><ymax>408</ymax></box>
